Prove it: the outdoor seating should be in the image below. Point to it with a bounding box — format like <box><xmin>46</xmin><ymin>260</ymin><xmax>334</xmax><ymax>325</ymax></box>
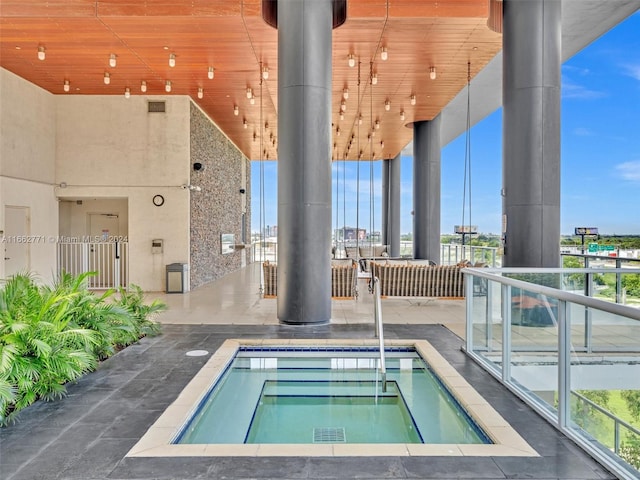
<box><xmin>262</xmin><ymin>260</ymin><xmax>358</xmax><ymax>299</ymax></box>
<box><xmin>370</xmin><ymin>260</ymin><xmax>465</xmax><ymax>298</ymax></box>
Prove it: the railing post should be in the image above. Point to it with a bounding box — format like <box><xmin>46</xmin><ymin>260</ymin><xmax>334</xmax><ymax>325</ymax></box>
<box><xmin>616</xmin><ymin>257</ymin><xmax>622</xmax><ymax>304</ymax></box>
<box><xmin>614</xmin><ymin>420</ymin><xmax>620</xmax><ymax>454</ymax></box>
<box><xmin>501</xmin><ymin>284</ymin><xmax>511</xmax><ymax>383</ymax></box>
<box><xmin>486</xmin><ymin>280</ymin><xmax>494</xmax><ymax>352</ymax></box>
<box><xmin>465</xmin><ymin>271</ymin><xmax>474</xmax><ymax>352</ymax></box>
<box><xmin>558</xmin><ymin>299</ymin><xmax>571</xmax><ymax>430</ymax></box>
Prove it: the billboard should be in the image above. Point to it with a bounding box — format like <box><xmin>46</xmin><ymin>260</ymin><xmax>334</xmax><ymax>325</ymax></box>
<box><xmin>575</xmin><ymin>227</ymin><xmax>598</xmax><ymax>235</ymax></box>
<box><xmin>454</xmin><ymin>225</ymin><xmax>478</xmax><ymax>234</ymax></box>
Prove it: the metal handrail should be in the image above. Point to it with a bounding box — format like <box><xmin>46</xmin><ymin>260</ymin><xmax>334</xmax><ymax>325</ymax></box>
<box><xmin>372</xmin><ymin>276</ymin><xmax>387</xmax><ymax>392</ymax></box>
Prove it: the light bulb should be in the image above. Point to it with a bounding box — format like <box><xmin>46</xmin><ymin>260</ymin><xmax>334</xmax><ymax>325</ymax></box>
<box><xmin>233</xmin><ymin>105</ymin><xmax>239</xmax><ymax>116</ymax></box>
<box><xmin>381</xmin><ymin>47</ymin><xmax>388</xmax><ymax>61</ymax></box>
<box><xmin>208</xmin><ymin>66</ymin><xmax>214</xmax><ymax>79</ymax></box>
<box><xmin>380</xmin><ymin>141</ymin><xmax>384</xmax><ymax>149</ymax></box>
<box><xmin>250</xmin><ymin>95</ymin><xmax>255</xmax><ymax>105</ymax></box>
<box><xmin>169</xmin><ymin>53</ymin><xmax>176</xmax><ymax>68</ymax></box>
<box><xmin>340</xmin><ymin>100</ymin><xmax>346</xmax><ymax>112</ymax></box>
<box><xmin>358</xmin><ymin>114</ymin><xmax>362</xmax><ymax>125</ymax></box>
<box><xmin>37</xmin><ymin>46</ymin><xmax>46</xmax><ymax>60</ymax></box>
<box><xmin>109</xmin><ymin>53</ymin><xmax>116</xmax><ymax>68</ymax></box>
<box><xmin>197</xmin><ymin>87</ymin><xmax>203</xmax><ymax>99</ymax></box>
<box><xmin>410</xmin><ymin>94</ymin><xmax>416</xmax><ymax>105</ymax></box>
<box><xmin>340</xmin><ymin>112</ymin><xmax>344</xmax><ymax>120</ymax></box>
<box><xmin>343</xmin><ymin>88</ymin><xmax>349</xmax><ymax>100</ymax></box>
<box><xmin>165</xmin><ymin>80</ymin><xmax>171</xmax><ymax>92</ymax></box>
<box><xmin>243</xmin><ymin>119</ymin><xmax>248</xmax><ymax>129</ymax></box>
<box><xmin>124</xmin><ymin>87</ymin><xmax>130</xmax><ymax>99</ymax></box>
<box><xmin>336</xmin><ymin>127</ymin><xmax>341</xmax><ymax>136</ymax></box>
<box><xmin>246</xmin><ymin>87</ymin><xmax>252</xmax><ymax>99</ymax></box>
<box><xmin>63</xmin><ymin>80</ymin><xmax>70</xmax><ymax>92</ymax></box>
<box><xmin>400</xmin><ymin>110</ymin><xmax>405</xmax><ymax>121</ymax></box>
<box><xmin>375</xmin><ymin>120</ymin><xmax>380</xmax><ymax>130</ymax></box>
<box><xmin>430</xmin><ymin>66</ymin><xmax>437</xmax><ymax>80</ymax></box>
<box><xmin>348</xmin><ymin>54</ymin><xmax>355</xmax><ymax>68</ymax></box>
<box><xmin>371</xmin><ymin>73</ymin><xmax>378</xmax><ymax>85</ymax></box>
<box><xmin>103</xmin><ymin>72</ymin><xmax>110</xmax><ymax>85</ymax></box>
<box><xmin>140</xmin><ymin>80</ymin><xmax>147</xmax><ymax>92</ymax></box>
<box><xmin>262</xmin><ymin>66</ymin><xmax>269</xmax><ymax>80</ymax></box>
<box><xmin>384</xmin><ymin>100</ymin><xmax>390</xmax><ymax>111</ymax></box>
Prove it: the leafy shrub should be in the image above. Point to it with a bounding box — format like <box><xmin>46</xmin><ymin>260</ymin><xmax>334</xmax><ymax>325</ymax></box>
<box><xmin>0</xmin><ymin>272</ymin><xmax>165</xmax><ymax>425</ymax></box>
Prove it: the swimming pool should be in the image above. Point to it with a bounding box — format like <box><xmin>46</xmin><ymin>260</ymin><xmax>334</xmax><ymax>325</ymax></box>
<box><xmin>174</xmin><ymin>347</ymin><xmax>490</xmax><ymax>445</ymax></box>
<box><xmin>127</xmin><ymin>339</ymin><xmax>537</xmax><ymax>457</ymax></box>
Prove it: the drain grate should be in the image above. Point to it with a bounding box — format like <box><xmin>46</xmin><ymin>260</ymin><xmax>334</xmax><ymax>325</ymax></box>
<box><xmin>313</xmin><ymin>427</ymin><xmax>346</xmax><ymax>443</ymax></box>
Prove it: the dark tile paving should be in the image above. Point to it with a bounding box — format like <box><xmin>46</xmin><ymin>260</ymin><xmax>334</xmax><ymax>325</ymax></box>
<box><xmin>0</xmin><ymin>324</ymin><xmax>621</xmax><ymax>480</ymax></box>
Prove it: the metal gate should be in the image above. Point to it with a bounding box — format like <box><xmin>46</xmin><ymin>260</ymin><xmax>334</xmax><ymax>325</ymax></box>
<box><xmin>57</xmin><ymin>242</ymin><xmax>129</xmax><ymax>289</ymax></box>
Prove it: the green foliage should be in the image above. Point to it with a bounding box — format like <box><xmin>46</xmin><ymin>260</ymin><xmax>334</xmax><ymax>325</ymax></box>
<box><xmin>562</xmin><ymin>256</ymin><xmax>586</xmax><ymax>289</ymax></box>
<box><xmin>620</xmin><ymin>435</ymin><xmax>640</xmax><ymax>470</ymax></box>
<box><xmin>0</xmin><ymin>272</ymin><xmax>165</xmax><ymax>425</ymax></box>
<box><xmin>621</xmin><ymin>390</ymin><xmax>640</xmax><ymax>422</ymax></box>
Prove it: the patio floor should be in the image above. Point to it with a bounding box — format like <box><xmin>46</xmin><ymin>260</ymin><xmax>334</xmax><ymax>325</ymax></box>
<box><xmin>0</xmin><ymin>263</ymin><xmax>619</xmax><ymax>480</ymax></box>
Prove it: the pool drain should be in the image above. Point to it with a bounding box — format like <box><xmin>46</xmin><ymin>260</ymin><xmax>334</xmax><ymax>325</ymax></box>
<box><xmin>313</xmin><ymin>427</ymin><xmax>346</xmax><ymax>443</ymax></box>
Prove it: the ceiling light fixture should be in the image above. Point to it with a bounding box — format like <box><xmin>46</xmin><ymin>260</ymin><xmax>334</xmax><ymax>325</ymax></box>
<box><xmin>348</xmin><ymin>54</ymin><xmax>355</xmax><ymax>68</ymax></box>
<box><xmin>208</xmin><ymin>66</ymin><xmax>214</xmax><ymax>79</ymax></box>
<box><xmin>400</xmin><ymin>110</ymin><xmax>405</xmax><ymax>121</ymax></box>
<box><xmin>233</xmin><ymin>105</ymin><xmax>239</xmax><ymax>116</ymax></box>
<box><xmin>140</xmin><ymin>80</ymin><xmax>147</xmax><ymax>92</ymax></box>
<box><xmin>124</xmin><ymin>87</ymin><xmax>130</xmax><ymax>99</ymax></box>
<box><xmin>109</xmin><ymin>53</ymin><xmax>117</xmax><ymax>68</ymax></box>
<box><xmin>381</xmin><ymin>47</ymin><xmax>388</xmax><ymax>61</ymax></box>
<box><xmin>410</xmin><ymin>94</ymin><xmax>416</xmax><ymax>105</ymax></box>
<box><xmin>343</xmin><ymin>88</ymin><xmax>349</xmax><ymax>100</ymax></box>
<box><xmin>243</xmin><ymin>119</ymin><xmax>248</xmax><ymax>129</ymax></box>
<box><xmin>380</xmin><ymin>140</ymin><xmax>384</xmax><ymax>149</ymax></box>
<box><xmin>165</xmin><ymin>80</ymin><xmax>171</xmax><ymax>92</ymax></box>
<box><xmin>197</xmin><ymin>87</ymin><xmax>203</xmax><ymax>99</ymax></box>
<box><xmin>384</xmin><ymin>100</ymin><xmax>390</xmax><ymax>111</ymax></box>
<box><xmin>246</xmin><ymin>87</ymin><xmax>252</xmax><ymax>99</ymax></box>
<box><xmin>103</xmin><ymin>72</ymin><xmax>110</xmax><ymax>85</ymax></box>
<box><xmin>430</xmin><ymin>66</ymin><xmax>437</xmax><ymax>80</ymax></box>
<box><xmin>336</xmin><ymin>126</ymin><xmax>341</xmax><ymax>136</ymax></box>
<box><xmin>340</xmin><ymin>100</ymin><xmax>347</xmax><ymax>112</ymax></box>
<box><xmin>63</xmin><ymin>80</ymin><xmax>70</xmax><ymax>92</ymax></box>
<box><xmin>262</xmin><ymin>66</ymin><xmax>269</xmax><ymax>80</ymax></box>
<box><xmin>37</xmin><ymin>46</ymin><xmax>46</xmax><ymax>61</ymax></box>
<box><xmin>371</xmin><ymin>73</ymin><xmax>378</xmax><ymax>85</ymax></box>
<box><xmin>375</xmin><ymin>120</ymin><xmax>380</xmax><ymax>129</ymax></box>
<box><xmin>358</xmin><ymin>114</ymin><xmax>362</xmax><ymax>125</ymax></box>
<box><xmin>169</xmin><ymin>53</ymin><xmax>176</xmax><ymax>67</ymax></box>
<box><xmin>339</xmin><ymin>112</ymin><xmax>344</xmax><ymax>120</ymax></box>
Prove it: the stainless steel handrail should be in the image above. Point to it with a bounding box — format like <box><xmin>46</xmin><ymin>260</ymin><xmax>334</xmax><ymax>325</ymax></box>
<box><xmin>372</xmin><ymin>276</ymin><xmax>387</xmax><ymax>392</ymax></box>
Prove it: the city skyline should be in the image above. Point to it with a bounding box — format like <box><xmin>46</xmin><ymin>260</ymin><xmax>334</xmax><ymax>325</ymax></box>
<box><xmin>252</xmin><ymin>12</ymin><xmax>640</xmax><ymax>236</ymax></box>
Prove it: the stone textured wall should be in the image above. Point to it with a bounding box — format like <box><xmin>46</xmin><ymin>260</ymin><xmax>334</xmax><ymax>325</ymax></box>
<box><xmin>190</xmin><ymin>103</ymin><xmax>250</xmax><ymax>289</ymax></box>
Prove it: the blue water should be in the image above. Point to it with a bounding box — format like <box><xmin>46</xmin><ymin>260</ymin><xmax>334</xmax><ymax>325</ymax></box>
<box><xmin>175</xmin><ymin>347</ymin><xmax>491</xmax><ymax>445</ymax></box>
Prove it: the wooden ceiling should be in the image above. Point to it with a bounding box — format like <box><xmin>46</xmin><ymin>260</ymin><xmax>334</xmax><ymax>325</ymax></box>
<box><xmin>0</xmin><ymin>0</ymin><xmax>502</xmax><ymax>161</ymax></box>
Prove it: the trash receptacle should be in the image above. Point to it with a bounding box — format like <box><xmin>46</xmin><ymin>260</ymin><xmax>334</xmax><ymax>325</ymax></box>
<box><xmin>166</xmin><ymin>263</ymin><xmax>189</xmax><ymax>293</ymax></box>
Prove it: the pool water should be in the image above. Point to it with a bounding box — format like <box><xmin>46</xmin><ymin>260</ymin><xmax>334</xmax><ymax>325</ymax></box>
<box><xmin>174</xmin><ymin>347</ymin><xmax>491</xmax><ymax>445</ymax></box>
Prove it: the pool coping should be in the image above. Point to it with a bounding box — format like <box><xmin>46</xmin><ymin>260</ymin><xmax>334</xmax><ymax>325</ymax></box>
<box><xmin>126</xmin><ymin>338</ymin><xmax>538</xmax><ymax>458</ymax></box>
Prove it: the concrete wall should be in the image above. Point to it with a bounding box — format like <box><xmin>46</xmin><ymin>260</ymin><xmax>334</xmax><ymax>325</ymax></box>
<box><xmin>55</xmin><ymin>95</ymin><xmax>191</xmax><ymax>291</ymax></box>
<box><xmin>189</xmin><ymin>103</ymin><xmax>250</xmax><ymax>288</ymax></box>
<box><xmin>0</xmin><ymin>69</ymin><xmax>58</xmax><ymax>282</ymax></box>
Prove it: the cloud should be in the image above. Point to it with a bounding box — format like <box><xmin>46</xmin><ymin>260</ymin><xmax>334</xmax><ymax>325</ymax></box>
<box><xmin>573</xmin><ymin>127</ymin><xmax>594</xmax><ymax>137</ymax></box>
<box><xmin>615</xmin><ymin>161</ymin><xmax>640</xmax><ymax>182</ymax></box>
<box><xmin>562</xmin><ymin>79</ymin><xmax>607</xmax><ymax>100</ymax></box>
<box><xmin>621</xmin><ymin>63</ymin><xmax>640</xmax><ymax>81</ymax></box>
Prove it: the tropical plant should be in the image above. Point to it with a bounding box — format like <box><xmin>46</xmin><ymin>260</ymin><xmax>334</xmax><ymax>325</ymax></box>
<box><xmin>0</xmin><ymin>272</ymin><xmax>165</xmax><ymax>425</ymax></box>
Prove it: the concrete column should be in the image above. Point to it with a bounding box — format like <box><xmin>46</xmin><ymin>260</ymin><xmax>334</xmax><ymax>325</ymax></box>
<box><xmin>413</xmin><ymin>116</ymin><xmax>441</xmax><ymax>264</ymax></box>
<box><xmin>502</xmin><ymin>0</ymin><xmax>561</xmax><ymax>267</ymax></box>
<box><xmin>382</xmin><ymin>154</ymin><xmax>402</xmax><ymax>257</ymax></box>
<box><xmin>277</xmin><ymin>0</ymin><xmax>333</xmax><ymax>324</ymax></box>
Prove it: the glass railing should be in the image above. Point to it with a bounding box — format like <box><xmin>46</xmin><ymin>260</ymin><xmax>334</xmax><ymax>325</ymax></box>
<box><xmin>463</xmin><ymin>267</ymin><xmax>640</xmax><ymax>480</ymax></box>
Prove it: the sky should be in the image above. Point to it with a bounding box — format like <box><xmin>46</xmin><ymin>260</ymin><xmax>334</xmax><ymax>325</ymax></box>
<box><xmin>252</xmin><ymin>11</ymin><xmax>640</xmax><ymax>236</ymax></box>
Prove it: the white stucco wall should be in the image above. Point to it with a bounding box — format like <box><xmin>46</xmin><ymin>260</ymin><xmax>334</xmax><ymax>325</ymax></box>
<box><xmin>55</xmin><ymin>96</ymin><xmax>191</xmax><ymax>291</ymax></box>
<box><xmin>0</xmin><ymin>68</ymin><xmax>58</xmax><ymax>282</ymax></box>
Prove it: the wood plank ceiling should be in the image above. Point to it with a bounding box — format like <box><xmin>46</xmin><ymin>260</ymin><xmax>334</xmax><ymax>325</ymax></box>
<box><xmin>0</xmin><ymin>0</ymin><xmax>502</xmax><ymax>161</ymax></box>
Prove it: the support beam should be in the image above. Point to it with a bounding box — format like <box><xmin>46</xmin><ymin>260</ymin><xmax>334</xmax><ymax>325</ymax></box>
<box><xmin>502</xmin><ymin>0</ymin><xmax>561</xmax><ymax>267</ymax></box>
<box><xmin>382</xmin><ymin>153</ymin><xmax>402</xmax><ymax>257</ymax></box>
<box><xmin>413</xmin><ymin>116</ymin><xmax>441</xmax><ymax>264</ymax></box>
<box><xmin>277</xmin><ymin>0</ymin><xmax>333</xmax><ymax>324</ymax></box>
